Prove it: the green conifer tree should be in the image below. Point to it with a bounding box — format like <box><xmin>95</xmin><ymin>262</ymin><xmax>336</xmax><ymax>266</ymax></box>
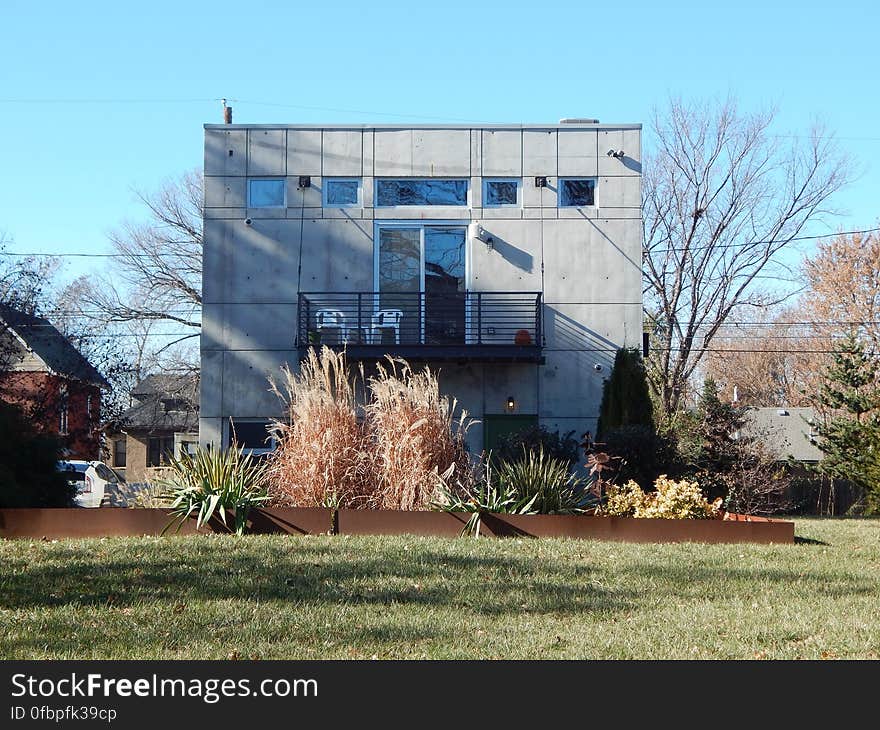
<box><xmin>596</xmin><ymin>348</ymin><xmax>655</xmax><ymax>438</ymax></box>
<box><xmin>814</xmin><ymin>333</ymin><xmax>880</xmax><ymax>513</ymax></box>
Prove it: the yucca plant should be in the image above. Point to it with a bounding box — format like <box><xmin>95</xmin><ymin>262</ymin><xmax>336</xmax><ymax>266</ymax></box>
<box><xmin>159</xmin><ymin>446</ymin><xmax>270</xmax><ymax>536</ymax></box>
<box><xmin>432</xmin><ymin>460</ymin><xmax>540</xmax><ymax>537</ymax></box>
<box><xmin>494</xmin><ymin>446</ymin><xmax>591</xmax><ymax>514</ymax></box>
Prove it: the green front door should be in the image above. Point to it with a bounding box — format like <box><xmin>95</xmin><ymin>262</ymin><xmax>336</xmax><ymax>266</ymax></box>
<box><xmin>483</xmin><ymin>414</ymin><xmax>539</xmax><ymax>454</ymax></box>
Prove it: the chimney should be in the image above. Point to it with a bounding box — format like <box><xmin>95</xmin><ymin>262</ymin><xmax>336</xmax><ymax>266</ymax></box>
<box><xmin>222</xmin><ymin>98</ymin><xmax>232</xmax><ymax>124</ymax></box>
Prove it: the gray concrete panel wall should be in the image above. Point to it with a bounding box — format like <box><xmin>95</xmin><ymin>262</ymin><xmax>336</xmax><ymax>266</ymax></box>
<box><xmin>201</xmin><ymin>122</ymin><xmax>643</xmax><ymax>456</ymax></box>
<box><xmin>322</xmin><ymin>130</ymin><xmax>363</xmax><ymax>176</ymax></box>
<box><xmin>247</xmin><ymin>129</ymin><xmax>286</xmax><ymax>176</ymax></box>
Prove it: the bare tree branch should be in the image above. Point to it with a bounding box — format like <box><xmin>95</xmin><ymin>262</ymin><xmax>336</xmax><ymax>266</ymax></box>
<box><xmin>643</xmin><ymin>96</ymin><xmax>854</xmax><ymax>416</ymax></box>
<box><xmin>78</xmin><ymin>169</ymin><xmax>203</xmax><ymax>338</ymax></box>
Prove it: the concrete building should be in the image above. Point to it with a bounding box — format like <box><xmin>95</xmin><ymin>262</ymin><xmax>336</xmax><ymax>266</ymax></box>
<box><xmin>200</xmin><ymin>120</ymin><xmax>643</xmax><ymax>457</ymax></box>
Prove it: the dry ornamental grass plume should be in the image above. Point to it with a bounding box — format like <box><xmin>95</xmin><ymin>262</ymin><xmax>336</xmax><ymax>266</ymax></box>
<box><xmin>265</xmin><ymin>348</ymin><xmax>473</xmax><ymax>510</ymax></box>
<box><xmin>265</xmin><ymin>347</ymin><xmax>375</xmax><ymax>508</ymax></box>
<box><xmin>366</xmin><ymin>358</ymin><xmax>473</xmax><ymax>510</ymax></box>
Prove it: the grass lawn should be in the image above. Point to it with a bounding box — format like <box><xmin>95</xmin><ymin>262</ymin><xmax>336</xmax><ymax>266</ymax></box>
<box><xmin>1</xmin><ymin>517</ymin><xmax>878</xmax><ymax>660</ymax></box>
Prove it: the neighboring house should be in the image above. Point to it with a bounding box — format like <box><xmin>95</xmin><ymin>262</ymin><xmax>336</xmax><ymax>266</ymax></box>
<box><xmin>201</xmin><ymin>120</ymin><xmax>642</xmax><ymax>456</ymax></box>
<box><xmin>738</xmin><ymin>408</ymin><xmax>868</xmax><ymax>515</ymax></box>
<box><xmin>105</xmin><ymin>374</ymin><xmax>199</xmax><ymax>483</ymax></box>
<box><xmin>0</xmin><ymin>304</ymin><xmax>107</xmax><ymax>460</ymax></box>
<box><xmin>741</xmin><ymin>407</ymin><xmax>823</xmax><ymax>464</ymax></box>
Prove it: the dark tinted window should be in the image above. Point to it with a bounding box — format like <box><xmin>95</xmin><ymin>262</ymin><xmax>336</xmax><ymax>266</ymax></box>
<box><xmin>229</xmin><ymin>420</ymin><xmax>273</xmax><ymax>450</ymax></box>
<box><xmin>560</xmin><ymin>179</ymin><xmax>595</xmax><ymax>207</ymax></box>
<box><xmin>113</xmin><ymin>438</ymin><xmax>126</xmax><ymax>468</ymax></box>
<box><xmin>147</xmin><ymin>436</ymin><xmax>175</xmax><ymax>467</ymax></box>
<box><xmin>485</xmin><ymin>180</ymin><xmax>519</xmax><ymax>206</ymax></box>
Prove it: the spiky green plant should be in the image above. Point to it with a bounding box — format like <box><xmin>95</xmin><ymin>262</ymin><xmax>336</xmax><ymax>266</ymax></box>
<box><xmin>159</xmin><ymin>446</ymin><xmax>270</xmax><ymax>536</ymax></box>
<box><xmin>432</xmin><ymin>459</ymin><xmax>540</xmax><ymax>537</ymax></box>
<box><xmin>494</xmin><ymin>446</ymin><xmax>591</xmax><ymax>514</ymax></box>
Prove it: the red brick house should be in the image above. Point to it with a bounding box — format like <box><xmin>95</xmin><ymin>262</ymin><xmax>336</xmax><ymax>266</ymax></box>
<box><xmin>0</xmin><ymin>305</ymin><xmax>108</xmax><ymax>460</ymax></box>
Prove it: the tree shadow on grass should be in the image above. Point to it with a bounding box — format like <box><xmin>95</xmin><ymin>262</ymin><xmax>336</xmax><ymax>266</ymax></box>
<box><xmin>0</xmin><ymin>542</ymin><xmax>628</xmax><ymax>619</ymax></box>
<box><xmin>794</xmin><ymin>536</ymin><xmax>830</xmax><ymax>546</ymax></box>
<box><xmin>617</xmin><ymin>561</ymin><xmax>873</xmax><ymax>601</ymax></box>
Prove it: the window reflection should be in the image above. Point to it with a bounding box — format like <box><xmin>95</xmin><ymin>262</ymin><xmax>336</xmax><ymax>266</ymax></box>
<box><xmin>376</xmin><ymin>179</ymin><xmax>468</xmax><ymax>206</ymax></box>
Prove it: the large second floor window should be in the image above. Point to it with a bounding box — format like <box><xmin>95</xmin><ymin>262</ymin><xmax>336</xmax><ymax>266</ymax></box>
<box><xmin>376</xmin><ymin>179</ymin><xmax>468</xmax><ymax>207</ymax></box>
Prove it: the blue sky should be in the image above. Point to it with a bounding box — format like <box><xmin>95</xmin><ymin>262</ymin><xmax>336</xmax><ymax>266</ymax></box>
<box><xmin>2</xmin><ymin>0</ymin><xmax>878</xmax><ymax>284</ymax></box>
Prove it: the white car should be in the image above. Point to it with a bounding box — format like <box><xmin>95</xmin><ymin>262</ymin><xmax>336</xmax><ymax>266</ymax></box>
<box><xmin>57</xmin><ymin>461</ymin><xmax>124</xmax><ymax>508</ymax></box>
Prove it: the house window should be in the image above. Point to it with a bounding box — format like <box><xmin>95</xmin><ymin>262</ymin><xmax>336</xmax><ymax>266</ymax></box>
<box><xmin>58</xmin><ymin>384</ymin><xmax>69</xmax><ymax>435</ymax></box>
<box><xmin>323</xmin><ymin>178</ymin><xmax>361</xmax><ymax>207</ymax></box>
<box><xmin>147</xmin><ymin>436</ymin><xmax>175</xmax><ymax>467</ymax></box>
<box><xmin>113</xmin><ymin>438</ymin><xmax>127</xmax><ymax>468</ymax></box>
<box><xmin>559</xmin><ymin>178</ymin><xmax>596</xmax><ymax>207</ymax></box>
<box><xmin>483</xmin><ymin>179</ymin><xmax>520</xmax><ymax>207</ymax></box>
<box><xmin>180</xmin><ymin>440</ymin><xmax>198</xmax><ymax>458</ymax></box>
<box><xmin>376</xmin><ymin>179</ymin><xmax>468</xmax><ymax>207</ymax></box>
<box><xmin>228</xmin><ymin>419</ymin><xmax>275</xmax><ymax>454</ymax></box>
<box><xmin>248</xmin><ymin>179</ymin><xmax>286</xmax><ymax>208</ymax></box>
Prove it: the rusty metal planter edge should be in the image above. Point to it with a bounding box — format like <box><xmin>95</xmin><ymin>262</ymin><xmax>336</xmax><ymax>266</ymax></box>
<box><xmin>0</xmin><ymin>507</ymin><xmax>793</xmax><ymax>543</ymax></box>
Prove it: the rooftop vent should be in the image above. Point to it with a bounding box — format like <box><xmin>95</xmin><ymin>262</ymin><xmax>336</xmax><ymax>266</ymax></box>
<box><xmin>559</xmin><ymin>118</ymin><xmax>599</xmax><ymax>124</ymax></box>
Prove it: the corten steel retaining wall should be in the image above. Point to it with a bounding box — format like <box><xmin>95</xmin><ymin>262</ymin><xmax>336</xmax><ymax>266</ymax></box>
<box><xmin>0</xmin><ymin>508</ymin><xmax>333</xmax><ymax>539</ymax></box>
<box><xmin>0</xmin><ymin>508</ymin><xmax>794</xmax><ymax>543</ymax></box>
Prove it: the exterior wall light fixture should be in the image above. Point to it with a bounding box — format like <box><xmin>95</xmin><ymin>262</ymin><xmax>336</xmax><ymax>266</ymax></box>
<box><xmin>506</xmin><ymin>396</ymin><xmax>516</xmax><ymax>412</ymax></box>
<box><xmin>469</xmin><ymin>222</ymin><xmax>494</xmax><ymax>249</ymax></box>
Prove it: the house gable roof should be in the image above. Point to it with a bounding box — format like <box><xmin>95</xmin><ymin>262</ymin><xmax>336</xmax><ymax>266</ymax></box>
<box><xmin>742</xmin><ymin>407</ymin><xmax>823</xmax><ymax>463</ymax></box>
<box><xmin>116</xmin><ymin>373</ymin><xmax>199</xmax><ymax>432</ymax></box>
<box><xmin>0</xmin><ymin>305</ymin><xmax>109</xmax><ymax>387</ymax></box>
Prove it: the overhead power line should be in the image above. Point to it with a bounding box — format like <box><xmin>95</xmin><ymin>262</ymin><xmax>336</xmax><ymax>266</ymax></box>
<box><xmin>646</xmin><ymin>227</ymin><xmax>880</xmax><ymax>254</ymax></box>
<box><xmin>0</xmin><ymin>97</ymin><xmax>218</xmax><ymax>104</ymax></box>
<box><xmin>6</xmin><ymin>226</ymin><xmax>879</xmax><ymax>260</ymax></box>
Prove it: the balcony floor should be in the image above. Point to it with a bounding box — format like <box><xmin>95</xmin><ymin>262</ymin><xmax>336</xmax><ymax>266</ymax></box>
<box><xmin>299</xmin><ymin>343</ymin><xmax>544</xmax><ymax>364</ymax></box>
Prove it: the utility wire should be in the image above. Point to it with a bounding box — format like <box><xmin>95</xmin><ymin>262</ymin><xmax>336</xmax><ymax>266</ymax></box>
<box><xmin>0</xmin><ymin>98</ymin><xmax>218</xmax><ymax>104</ymax></box>
<box><xmin>645</xmin><ymin>227</ymin><xmax>880</xmax><ymax>254</ymax></box>
<box><xmin>7</xmin><ymin>227</ymin><xmax>878</xmax><ymax>259</ymax></box>
<box><xmin>3</xmin><ymin>98</ymin><xmax>880</xmax><ymax>142</ymax></box>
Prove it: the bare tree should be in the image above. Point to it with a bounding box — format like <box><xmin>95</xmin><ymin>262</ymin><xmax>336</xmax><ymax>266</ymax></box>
<box><xmin>705</xmin><ymin>306</ymin><xmax>829</xmax><ymax>407</ymax></box>
<box><xmin>77</xmin><ymin>169</ymin><xmax>203</xmax><ymax>361</ymax></box>
<box><xmin>705</xmin><ymin>228</ymin><xmax>880</xmax><ymax>409</ymax></box>
<box><xmin>50</xmin><ymin>278</ymin><xmax>161</xmax><ymax>417</ymax></box>
<box><xmin>643</xmin><ymin>96</ymin><xmax>852</xmax><ymax>417</ymax></box>
<box><xmin>803</xmin><ymin>227</ymin><xmax>880</xmax><ymax>350</ymax></box>
<box><xmin>0</xmin><ymin>233</ymin><xmax>61</xmax><ymax>372</ymax></box>
<box><xmin>0</xmin><ymin>232</ymin><xmax>59</xmax><ymax>314</ymax></box>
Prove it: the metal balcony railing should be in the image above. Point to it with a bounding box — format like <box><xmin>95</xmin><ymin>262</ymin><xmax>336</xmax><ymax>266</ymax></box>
<box><xmin>298</xmin><ymin>291</ymin><xmax>543</xmax><ymax>362</ymax></box>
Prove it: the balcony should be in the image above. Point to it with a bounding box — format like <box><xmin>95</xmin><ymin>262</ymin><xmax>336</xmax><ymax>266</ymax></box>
<box><xmin>298</xmin><ymin>291</ymin><xmax>543</xmax><ymax>363</ymax></box>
